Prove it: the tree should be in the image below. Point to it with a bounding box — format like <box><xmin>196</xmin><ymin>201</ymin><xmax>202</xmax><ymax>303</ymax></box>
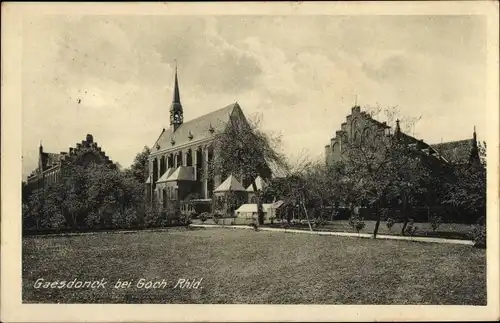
<box><xmin>333</xmin><ymin>106</ymin><xmax>431</xmax><ymax>238</ymax></box>
<box><xmin>126</xmin><ymin>146</ymin><xmax>151</xmax><ymax>184</ymax></box>
<box><xmin>209</xmin><ymin>113</ymin><xmax>287</xmax><ymax>226</ymax></box>
<box><xmin>443</xmin><ymin>141</ymin><xmax>486</xmax><ymax>224</ymax></box>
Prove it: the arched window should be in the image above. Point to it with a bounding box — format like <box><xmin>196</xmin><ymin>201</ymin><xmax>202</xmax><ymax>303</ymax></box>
<box><xmin>167</xmin><ymin>154</ymin><xmax>174</xmax><ymax>169</ymax></box>
<box><xmin>351</xmin><ymin>118</ymin><xmax>359</xmax><ymax>138</ymax></box>
<box><xmin>362</xmin><ymin>128</ymin><xmax>371</xmax><ymax>144</ymax></box>
<box><xmin>152</xmin><ymin>159</ymin><xmax>159</xmax><ymax>183</ymax></box>
<box><xmin>186</xmin><ymin>149</ymin><xmax>193</xmax><ymax>166</ymax></box>
<box><xmin>354</xmin><ymin>131</ymin><xmax>361</xmax><ymax>143</ymax></box>
<box><xmin>176</xmin><ymin>152</ymin><xmax>182</xmax><ymax>168</ymax></box>
<box><xmin>332</xmin><ymin>142</ymin><xmax>340</xmax><ymax>152</ymax></box>
<box><xmin>160</xmin><ymin>156</ymin><xmax>166</xmax><ymax>176</ymax></box>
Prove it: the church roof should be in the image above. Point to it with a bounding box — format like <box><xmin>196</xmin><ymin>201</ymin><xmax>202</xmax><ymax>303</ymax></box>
<box><xmin>165</xmin><ymin>166</ymin><xmax>196</xmax><ymax>182</ymax></box>
<box><xmin>156</xmin><ymin>167</ymin><xmax>176</xmax><ymax>183</ymax></box>
<box><xmin>246</xmin><ymin>176</ymin><xmax>268</xmax><ymax>192</ymax></box>
<box><xmin>152</xmin><ymin>102</ymin><xmax>242</xmax><ymax>153</ymax></box>
<box><xmin>214</xmin><ymin>174</ymin><xmax>246</xmax><ymax>193</ymax></box>
<box><xmin>430</xmin><ymin>139</ymin><xmax>474</xmax><ymax>165</ymax></box>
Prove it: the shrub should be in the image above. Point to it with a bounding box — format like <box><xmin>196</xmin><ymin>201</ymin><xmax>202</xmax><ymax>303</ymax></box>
<box><xmin>85</xmin><ymin>211</ymin><xmax>101</xmax><ymax>229</ymax></box>
<box><xmin>179</xmin><ymin>213</ymin><xmax>192</xmax><ymax>227</ymax></box>
<box><xmin>112</xmin><ymin>211</ymin><xmax>129</xmax><ymax>229</ymax></box>
<box><xmin>470</xmin><ymin>217</ymin><xmax>486</xmax><ymax>248</ymax></box>
<box><xmin>405</xmin><ymin>219</ymin><xmax>418</xmax><ymax>236</ymax></box>
<box><xmin>280</xmin><ymin>218</ymin><xmax>289</xmax><ymax>229</ymax></box>
<box><xmin>212</xmin><ymin>213</ymin><xmax>221</xmax><ymax>225</ymax></box>
<box><xmin>143</xmin><ymin>205</ymin><xmax>160</xmax><ymax>228</ymax></box>
<box><xmin>429</xmin><ymin>215</ymin><xmax>443</xmax><ymax>232</ymax></box>
<box><xmin>386</xmin><ymin>217</ymin><xmax>395</xmax><ymax>231</ymax></box>
<box><xmin>269</xmin><ymin>216</ymin><xmax>276</xmax><ymax>225</ymax></box>
<box><xmin>41</xmin><ymin>212</ymin><xmax>67</xmax><ymax>230</ymax></box>
<box><xmin>349</xmin><ymin>215</ymin><xmax>365</xmax><ymax>233</ymax></box>
<box><xmin>199</xmin><ymin>212</ymin><xmax>208</xmax><ymax>223</ymax></box>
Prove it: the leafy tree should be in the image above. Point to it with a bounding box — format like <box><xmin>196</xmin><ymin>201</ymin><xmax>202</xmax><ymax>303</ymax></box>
<box><xmin>209</xmin><ymin>113</ymin><xmax>287</xmax><ymax>226</ymax></box>
<box><xmin>126</xmin><ymin>146</ymin><xmax>151</xmax><ymax>184</ymax></box>
<box><xmin>443</xmin><ymin>141</ymin><xmax>486</xmax><ymax>223</ymax></box>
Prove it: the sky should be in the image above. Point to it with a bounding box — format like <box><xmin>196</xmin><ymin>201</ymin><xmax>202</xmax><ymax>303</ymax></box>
<box><xmin>21</xmin><ymin>15</ymin><xmax>487</xmax><ymax>179</ymax></box>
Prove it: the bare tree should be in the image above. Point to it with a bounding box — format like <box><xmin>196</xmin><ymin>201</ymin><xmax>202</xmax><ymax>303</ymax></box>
<box><xmin>334</xmin><ymin>106</ymin><xmax>431</xmax><ymax>238</ymax></box>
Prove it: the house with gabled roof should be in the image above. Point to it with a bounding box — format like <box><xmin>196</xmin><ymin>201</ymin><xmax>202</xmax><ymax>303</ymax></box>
<box><xmin>146</xmin><ymin>67</ymin><xmax>269</xmax><ymax>213</ymax></box>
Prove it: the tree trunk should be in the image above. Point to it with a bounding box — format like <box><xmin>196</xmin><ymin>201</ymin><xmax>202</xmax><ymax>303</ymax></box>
<box><xmin>373</xmin><ymin>201</ymin><xmax>381</xmax><ymax>238</ymax></box>
<box><xmin>251</xmin><ymin>180</ymin><xmax>265</xmax><ymax>226</ymax></box>
<box><xmin>401</xmin><ymin>196</ymin><xmax>409</xmax><ymax>236</ymax></box>
<box><xmin>301</xmin><ymin>197</ymin><xmax>313</xmax><ymax>232</ymax></box>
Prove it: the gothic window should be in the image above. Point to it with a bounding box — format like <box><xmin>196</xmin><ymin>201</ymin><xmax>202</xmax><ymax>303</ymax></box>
<box><xmin>353</xmin><ymin>131</ymin><xmax>360</xmax><ymax>143</ymax></box>
<box><xmin>186</xmin><ymin>149</ymin><xmax>193</xmax><ymax>167</ymax></box>
<box><xmin>167</xmin><ymin>154</ymin><xmax>174</xmax><ymax>169</ymax></box>
<box><xmin>362</xmin><ymin>128</ymin><xmax>371</xmax><ymax>144</ymax></box>
<box><xmin>152</xmin><ymin>159</ymin><xmax>158</xmax><ymax>183</ymax></box>
<box><xmin>332</xmin><ymin>142</ymin><xmax>339</xmax><ymax>153</ymax></box>
<box><xmin>351</xmin><ymin>118</ymin><xmax>359</xmax><ymax>138</ymax></box>
<box><xmin>175</xmin><ymin>152</ymin><xmax>182</xmax><ymax>168</ymax></box>
<box><xmin>160</xmin><ymin>156</ymin><xmax>166</xmax><ymax>176</ymax></box>
<box><xmin>341</xmin><ymin>133</ymin><xmax>348</xmax><ymax>144</ymax></box>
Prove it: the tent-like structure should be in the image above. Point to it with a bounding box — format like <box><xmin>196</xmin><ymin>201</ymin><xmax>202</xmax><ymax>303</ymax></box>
<box><xmin>246</xmin><ymin>175</ymin><xmax>268</xmax><ymax>203</ymax></box>
<box><xmin>213</xmin><ymin>175</ymin><xmax>247</xmax><ymax>217</ymax></box>
<box><xmin>245</xmin><ymin>176</ymin><xmax>268</xmax><ymax>192</ymax></box>
<box><xmin>214</xmin><ymin>174</ymin><xmax>246</xmax><ymax>193</ymax></box>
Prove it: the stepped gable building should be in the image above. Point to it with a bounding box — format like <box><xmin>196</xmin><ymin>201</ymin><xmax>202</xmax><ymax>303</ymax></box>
<box><xmin>146</xmin><ymin>67</ymin><xmax>271</xmax><ymax>212</ymax></box>
<box><xmin>325</xmin><ymin>105</ymin><xmax>480</xmax><ymax>167</ymax></box>
<box><xmin>26</xmin><ymin>134</ymin><xmax>115</xmax><ymax>192</ymax></box>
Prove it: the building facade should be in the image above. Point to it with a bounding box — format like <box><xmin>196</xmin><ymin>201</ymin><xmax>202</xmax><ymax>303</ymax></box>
<box><xmin>146</xmin><ymin>68</ymin><xmax>270</xmax><ymax>213</ymax></box>
<box><xmin>26</xmin><ymin>134</ymin><xmax>115</xmax><ymax>193</ymax></box>
<box><xmin>325</xmin><ymin>105</ymin><xmax>479</xmax><ymax>167</ymax></box>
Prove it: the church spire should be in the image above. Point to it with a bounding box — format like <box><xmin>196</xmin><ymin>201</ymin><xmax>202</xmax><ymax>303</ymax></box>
<box><xmin>395</xmin><ymin>119</ymin><xmax>401</xmax><ymax>141</ymax></box>
<box><xmin>469</xmin><ymin>125</ymin><xmax>480</xmax><ymax>165</ymax></box>
<box><xmin>170</xmin><ymin>61</ymin><xmax>183</xmax><ymax>132</ymax></box>
<box><xmin>173</xmin><ymin>62</ymin><xmax>180</xmax><ymax>103</ymax></box>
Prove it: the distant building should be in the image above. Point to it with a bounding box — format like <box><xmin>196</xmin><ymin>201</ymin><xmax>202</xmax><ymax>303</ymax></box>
<box><xmin>324</xmin><ymin>105</ymin><xmax>480</xmax><ymax>167</ymax></box>
<box><xmin>235</xmin><ymin>201</ymin><xmax>284</xmax><ymax>223</ymax></box>
<box><xmin>26</xmin><ymin>134</ymin><xmax>115</xmax><ymax>193</ymax></box>
<box><xmin>146</xmin><ymin>67</ymin><xmax>271</xmax><ymax>213</ymax></box>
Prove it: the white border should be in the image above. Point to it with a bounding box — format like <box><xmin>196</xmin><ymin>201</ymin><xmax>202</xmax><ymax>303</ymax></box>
<box><xmin>2</xmin><ymin>2</ymin><xmax>499</xmax><ymax>322</ymax></box>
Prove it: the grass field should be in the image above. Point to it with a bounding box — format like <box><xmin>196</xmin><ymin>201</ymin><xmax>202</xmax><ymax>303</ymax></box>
<box><xmin>23</xmin><ymin>228</ymin><xmax>486</xmax><ymax>304</ymax></box>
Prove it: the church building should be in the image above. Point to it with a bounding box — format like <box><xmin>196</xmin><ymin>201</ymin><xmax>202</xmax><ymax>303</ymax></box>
<box><xmin>26</xmin><ymin>134</ymin><xmax>115</xmax><ymax>193</ymax></box>
<box><xmin>146</xmin><ymin>67</ymin><xmax>270</xmax><ymax>213</ymax></box>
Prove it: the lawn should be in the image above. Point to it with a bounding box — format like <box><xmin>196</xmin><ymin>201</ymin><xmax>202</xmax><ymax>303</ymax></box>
<box><xmin>22</xmin><ymin>228</ymin><xmax>486</xmax><ymax>304</ymax></box>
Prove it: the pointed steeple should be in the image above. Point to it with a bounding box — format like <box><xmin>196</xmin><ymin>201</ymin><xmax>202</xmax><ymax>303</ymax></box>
<box><xmin>395</xmin><ymin>119</ymin><xmax>401</xmax><ymax>140</ymax></box>
<box><xmin>173</xmin><ymin>62</ymin><xmax>181</xmax><ymax>103</ymax></box>
<box><xmin>469</xmin><ymin>125</ymin><xmax>480</xmax><ymax>165</ymax></box>
<box><xmin>170</xmin><ymin>61</ymin><xmax>183</xmax><ymax>132</ymax></box>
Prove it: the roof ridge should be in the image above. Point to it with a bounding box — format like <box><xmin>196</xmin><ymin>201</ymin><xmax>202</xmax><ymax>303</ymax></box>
<box><xmin>173</xmin><ymin>102</ymin><xmax>237</xmax><ymax>131</ymax></box>
<box><xmin>430</xmin><ymin>138</ymin><xmax>473</xmax><ymax>146</ymax></box>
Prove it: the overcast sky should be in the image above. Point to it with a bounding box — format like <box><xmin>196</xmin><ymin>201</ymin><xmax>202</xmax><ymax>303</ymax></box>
<box><xmin>22</xmin><ymin>15</ymin><xmax>487</xmax><ymax>178</ymax></box>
